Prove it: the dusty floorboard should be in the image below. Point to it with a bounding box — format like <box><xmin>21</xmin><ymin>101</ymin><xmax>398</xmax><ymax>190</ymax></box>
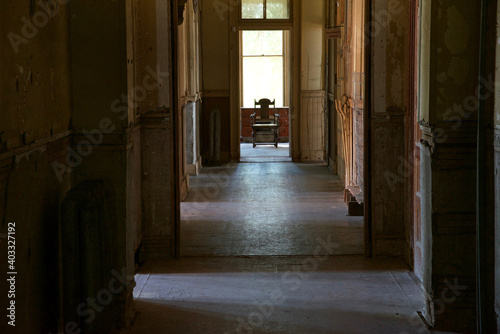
<box><xmin>181</xmin><ymin>162</ymin><xmax>363</xmax><ymax>256</ymax></box>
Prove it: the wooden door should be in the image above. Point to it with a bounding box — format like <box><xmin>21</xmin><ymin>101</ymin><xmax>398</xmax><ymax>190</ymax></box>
<box><xmin>406</xmin><ymin>0</ymin><xmax>422</xmax><ymax>270</ymax></box>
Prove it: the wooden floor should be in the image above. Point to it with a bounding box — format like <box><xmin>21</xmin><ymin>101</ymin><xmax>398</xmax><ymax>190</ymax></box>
<box><xmin>123</xmin><ymin>256</ymin><xmax>434</xmax><ymax>334</ymax></box>
<box><xmin>181</xmin><ymin>162</ymin><xmax>363</xmax><ymax>256</ymax></box>
<box><xmin>121</xmin><ymin>163</ymin><xmax>444</xmax><ymax>334</ymax></box>
<box><xmin>240</xmin><ymin>143</ymin><xmax>292</xmax><ymax>162</ymax></box>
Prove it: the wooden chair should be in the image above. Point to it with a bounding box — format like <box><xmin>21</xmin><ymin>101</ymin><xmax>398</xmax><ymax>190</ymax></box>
<box><xmin>250</xmin><ymin>98</ymin><xmax>280</xmax><ymax>148</ymax></box>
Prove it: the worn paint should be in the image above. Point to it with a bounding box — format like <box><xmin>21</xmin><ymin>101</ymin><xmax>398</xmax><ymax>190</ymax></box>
<box><xmin>447</xmin><ymin>56</ymin><xmax>470</xmax><ymax>86</ymax></box>
<box><xmin>444</xmin><ymin>6</ymin><xmax>470</xmax><ymax>55</ymax></box>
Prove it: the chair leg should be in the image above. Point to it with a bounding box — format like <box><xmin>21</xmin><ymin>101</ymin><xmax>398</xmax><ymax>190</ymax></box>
<box><xmin>253</xmin><ymin>131</ymin><xmax>256</xmax><ymax>148</ymax></box>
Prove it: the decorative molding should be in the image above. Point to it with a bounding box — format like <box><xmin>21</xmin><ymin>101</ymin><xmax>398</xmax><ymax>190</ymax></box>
<box><xmin>180</xmin><ymin>93</ymin><xmax>201</xmax><ymax>105</ymax></box>
<box><xmin>300</xmin><ymin>90</ymin><xmax>326</xmax><ymax>98</ymax></box>
<box><xmin>494</xmin><ymin>128</ymin><xmax>500</xmax><ymax>148</ymax></box>
<box><xmin>139</xmin><ymin>107</ymin><xmax>171</xmax><ymax>128</ymax></box>
<box><xmin>178</xmin><ymin>0</ymin><xmax>188</xmax><ymax>25</ymax></box>
<box><xmin>203</xmin><ymin>90</ymin><xmax>230</xmax><ymax>98</ymax></box>
<box><xmin>0</xmin><ymin>130</ymin><xmax>73</xmax><ymax>162</ymax></box>
<box><xmin>186</xmin><ymin>156</ymin><xmax>201</xmax><ymax>176</ymax></box>
<box><xmin>419</xmin><ymin>123</ymin><xmax>434</xmax><ymax>150</ymax></box>
<box><xmin>72</xmin><ymin>133</ymin><xmax>128</xmax><ymax>151</ymax></box>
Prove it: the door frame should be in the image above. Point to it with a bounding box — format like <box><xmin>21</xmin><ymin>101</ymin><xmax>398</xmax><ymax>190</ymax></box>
<box><xmin>229</xmin><ymin>2</ymin><xmax>298</xmax><ymax>161</ymax></box>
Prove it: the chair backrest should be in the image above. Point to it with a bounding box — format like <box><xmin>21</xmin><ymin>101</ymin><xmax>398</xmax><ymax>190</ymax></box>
<box><xmin>254</xmin><ymin>98</ymin><xmax>275</xmax><ymax>119</ymax></box>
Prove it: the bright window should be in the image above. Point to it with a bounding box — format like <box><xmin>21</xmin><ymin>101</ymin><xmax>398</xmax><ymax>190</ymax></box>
<box><xmin>242</xmin><ymin>30</ymin><xmax>285</xmax><ymax>108</ymax></box>
<box><xmin>241</xmin><ymin>0</ymin><xmax>290</xmax><ymax>19</ymax></box>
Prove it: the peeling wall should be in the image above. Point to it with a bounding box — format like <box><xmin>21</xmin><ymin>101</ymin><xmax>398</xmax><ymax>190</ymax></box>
<box><xmin>70</xmin><ymin>0</ymin><xmax>128</xmax><ymax>131</ymax></box>
<box><xmin>202</xmin><ymin>0</ymin><xmax>230</xmax><ymax>91</ymax></box>
<box><xmin>372</xmin><ymin>0</ymin><xmax>407</xmax><ymax>115</ymax></box>
<box><xmin>201</xmin><ymin>0</ymin><xmax>231</xmax><ymax>164</ymax></box>
<box><xmin>301</xmin><ymin>0</ymin><xmax>325</xmax><ymax>91</ymax></box>
<box><xmin>418</xmin><ymin>0</ymin><xmax>481</xmax><ymax>331</ymax></box>
<box><xmin>131</xmin><ymin>0</ymin><xmax>176</xmax><ymax>258</ymax></box>
<box><xmin>370</xmin><ymin>0</ymin><xmax>408</xmax><ymax>257</ymax></box>
<box><xmin>299</xmin><ymin>0</ymin><xmax>326</xmax><ymax>161</ymax></box>
<box><xmin>69</xmin><ymin>0</ymin><xmax>136</xmax><ymax>329</ymax></box>
<box><xmin>1</xmin><ymin>1</ymin><xmax>72</xmax><ymax>150</ymax></box>
<box><xmin>0</xmin><ymin>1</ymin><xmax>73</xmax><ymax>332</ymax></box>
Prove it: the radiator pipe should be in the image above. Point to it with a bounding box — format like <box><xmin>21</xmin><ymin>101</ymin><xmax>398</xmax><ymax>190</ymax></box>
<box><xmin>363</xmin><ymin>0</ymin><xmax>372</xmax><ymax>257</ymax></box>
<box><xmin>476</xmin><ymin>0</ymin><xmax>489</xmax><ymax>331</ymax></box>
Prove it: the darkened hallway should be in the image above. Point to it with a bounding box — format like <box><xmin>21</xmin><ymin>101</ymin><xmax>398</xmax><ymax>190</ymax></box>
<box><xmin>2</xmin><ymin>0</ymin><xmax>500</xmax><ymax>333</ymax></box>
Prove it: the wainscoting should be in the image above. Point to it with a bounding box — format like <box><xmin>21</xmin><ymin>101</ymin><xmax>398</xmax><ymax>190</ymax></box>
<box><xmin>300</xmin><ymin>90</ymin><xmax>325</xmax><ymax>161</ymax></box>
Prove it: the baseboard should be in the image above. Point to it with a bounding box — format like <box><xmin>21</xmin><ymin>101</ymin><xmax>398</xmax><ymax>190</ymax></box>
<box><xmin>186</xmin><ymin>156</ymin><xmax>202</xmax><ymax>176</ymax></box>
<box><xmin>328</xmin><ymin>156</ymin><xmax>336</xmax><ymax>173</ymax></box>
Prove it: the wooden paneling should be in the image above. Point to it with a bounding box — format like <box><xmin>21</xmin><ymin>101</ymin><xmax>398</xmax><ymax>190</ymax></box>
<box><xmin>300</xmin><ymin>91</ymin><xmax>325</xmax><ymax>160</ymax></box>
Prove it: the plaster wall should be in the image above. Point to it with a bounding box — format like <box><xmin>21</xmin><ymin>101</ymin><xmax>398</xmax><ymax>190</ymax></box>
<box><xmin>202</xmin><ymin>0</ymin><xmax>230</xmax><ymax>91</ymax></box>
<box><xmin>299</xmin><ymin>0</ymin><xmax>326</xmax><ymax>161</ymax></box>
<box><xmin>1</xmin><ymin>1</ymin><xmax>72</xmax><ymax>147</ymax></box>
<box><xmin>70</xmin><ymin>1</ymin><xmax>128</xmax><ymax>131</ymax></box>
<box><xmin>131</xmin><ymin>0</ymin><xmax>176</xmax><ymax>258</ymax></box>
<box><xmin>301</xmin><ymin>0</ymin><xmax>325</xmax><ymax>91</ymax></box>
<box><xmin>0</xmin><ymin>2</ymin><xmax>73</xmax><ymax>332</ymax></box>
<box><xmin>369</xmin><ymin>0</ymin><xmax>408</xmax><ymax>256</ymax></box>
<box><xmin>417</xmin><ymin>0</ymin><xmax>480</xmax><ymax>331</ymax></box>
<box><xmin>201</xmin><ymin>0</ymin><xmax>231</xmax><ymax>164</ymax></box>
<box><xmin>69</xmin><ymin>0</ymin><xmax>136</xmax><ymax>329</ymax></box>
<box><xmin>0</xmin><ymin>0</ymin><xmax>174</xmax><ymax>330</ymax></box>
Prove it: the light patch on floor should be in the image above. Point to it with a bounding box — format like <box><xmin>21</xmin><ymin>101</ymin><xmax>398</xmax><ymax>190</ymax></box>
<box><xmin>240</xmin><ymin>143</ymin><xmax>292</xmax><ymax>162</ymax></box>
<box><xmin>123</xmin><ymin>257</ymin><xmax>433</xmax><ymax>334</ymax></box>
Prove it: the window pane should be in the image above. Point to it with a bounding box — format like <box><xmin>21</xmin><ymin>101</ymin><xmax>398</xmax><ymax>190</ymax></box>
<box><xmin>266</xmin><ymin>0</ymin><xmax>290</xmax><ymax>19</ymax></box>
<box><xmin>242</xmin><ymin>31</ymin><xmax>283</xmax><ymax>56</ymax></box>
<box><xmin>242</xmin><ymin>0</ymin><xmax>264</xmax><ymax>19</ymax></box>
<box><xmin>243</xmin><ymin>57</ymin><xmax>284</xmax><ymax>108</ymax></box>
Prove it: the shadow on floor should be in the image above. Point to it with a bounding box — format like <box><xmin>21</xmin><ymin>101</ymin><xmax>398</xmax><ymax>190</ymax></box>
<box><xmin>123</xmin><ymin>257</ymin><xmax>430</xmax><ymax>334</ymax></box>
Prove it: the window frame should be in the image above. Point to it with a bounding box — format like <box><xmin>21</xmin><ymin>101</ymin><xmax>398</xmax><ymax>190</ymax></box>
<box><xmin>240</xmin><ymin>30</ymin><xmax>290</xmax><ymax>108</ymax></box>
<box><xmin>239</xmin><ymin>0</ymin><xmax>293</xmax><ymax>25</ymax></box>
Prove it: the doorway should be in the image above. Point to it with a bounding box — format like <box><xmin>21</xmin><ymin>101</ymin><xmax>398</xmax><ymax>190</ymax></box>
<box><xmin>240</xmin><ymin>29</ymin><xmax>292</xmax><ymax>162</ymax></box>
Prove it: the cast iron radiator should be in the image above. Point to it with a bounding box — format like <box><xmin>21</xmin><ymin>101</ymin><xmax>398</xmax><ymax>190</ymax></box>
<box><xmin>60</xmin><ymin>180</ymin><xmax>119</xmax><ymax>333</ymax></box>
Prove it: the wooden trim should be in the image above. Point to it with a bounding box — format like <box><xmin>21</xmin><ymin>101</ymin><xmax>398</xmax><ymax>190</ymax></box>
<box><xmin>171</xmin><ymin>0</ymin><xmax>181</xmax><ymax>259</ymax></box>
<box><xmin>0</xmin><ymin>130</ymin><xmax>73</xmax><ymax>161</ymax></box>
<box><xmin>238</xmin><ymin>0</ymin><xmax>293</xmax><ymax>26</ymax></box>
<box><xmin>240</xmin><ymin>29</ymin><xmax>290</xmax><ymax>109</ymax></box>
<box><xmin>406</xmin><ymin>0</ymin><xmax>421</xmax><ymax>268</ymax></box>
<box><xmin>290</xmin><ymin>0</ymin><xmax>301</xmax><ymax>160</ymax></box>
<box><xmin>300</xmin><ymin>90</ymin><xmax>326</xmax><ymax>97</ymax></box>
<box><xmin>203</xmin><ymin>90</ymin><xmax>230</xmax><ymax>97</ymax></box>
<box><xmin>363</xmin><ymin>0</ymin><xmax>372</xmax><ymax>258</ymax></box>
<box><xmin>238</xmin><ymin>21</ymin><xmax>293</xmax><ymax>30</ymax></box>
<box><xmin>180</xmin><ymin>93</ymin><xmax>201</xmax><ymax>104</ymax></box>
<box><xmin>230</xmin><ymin>1</ymin><xmax>240</xmax><ymax>161</ymax></box>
